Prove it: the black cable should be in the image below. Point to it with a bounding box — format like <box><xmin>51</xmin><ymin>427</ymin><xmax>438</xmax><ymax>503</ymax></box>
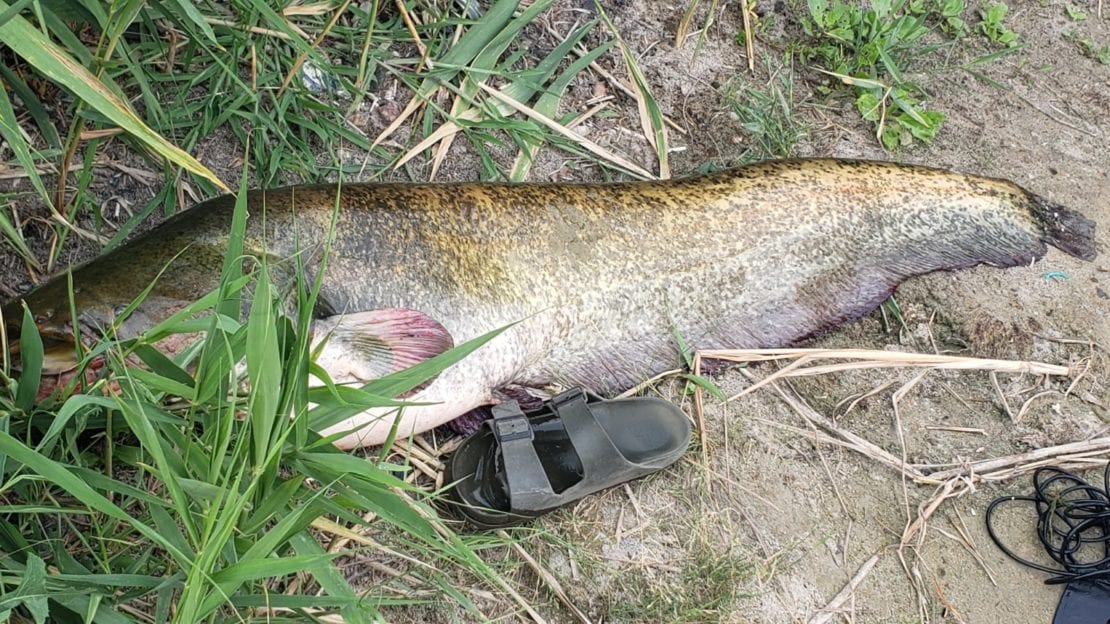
<box><xmin>987</xmin><ymin>463</ymin><xmax>1110</xmax><ymax>585</ymax></box>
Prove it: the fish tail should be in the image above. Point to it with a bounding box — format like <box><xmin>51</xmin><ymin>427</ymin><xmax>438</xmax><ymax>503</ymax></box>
<box><xmin>1028</xmin><ymin>193</ymin><xmax>1098</xmax><ymax>261</ymax></box>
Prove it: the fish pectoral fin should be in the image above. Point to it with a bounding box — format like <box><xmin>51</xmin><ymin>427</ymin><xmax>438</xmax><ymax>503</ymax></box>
<box><xmin>313</xmin><ymin>308</ymin><xmax>454</xmax><ymax>382</ymax></box>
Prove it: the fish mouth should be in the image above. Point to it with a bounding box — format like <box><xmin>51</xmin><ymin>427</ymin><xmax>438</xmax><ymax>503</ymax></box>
<box><xmin>6</xmin><ymin>322</ymin><xmax>110</xmax><ymax>401</ymax></box>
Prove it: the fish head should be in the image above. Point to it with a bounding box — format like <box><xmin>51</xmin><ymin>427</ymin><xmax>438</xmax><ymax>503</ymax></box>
<box><xmin>3</xmin><ymin>274</ymin><xmax>188</xmax><ymax>400</ymax></box>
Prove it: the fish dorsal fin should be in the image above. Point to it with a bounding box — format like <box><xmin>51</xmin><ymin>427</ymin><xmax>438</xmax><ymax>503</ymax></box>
<box><xmin>313</xmin><ymin>308</ymin><xmax>454</xmax><ymax>382</ymax></box>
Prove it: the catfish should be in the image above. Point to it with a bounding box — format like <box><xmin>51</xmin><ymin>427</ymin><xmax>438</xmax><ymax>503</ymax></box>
<box><xmin>1</xmin><ymin>159</ymin><xmax>1097</xmax><ymax>448</ymax></box>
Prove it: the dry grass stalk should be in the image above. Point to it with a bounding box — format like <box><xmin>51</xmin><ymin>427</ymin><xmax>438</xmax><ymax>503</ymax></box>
<box><xmin>78</xmin><ymin>127</ymin><xmax>125</xmax><ymax>140</ymax></box>
<box><xmin>893</xmin><ymin>373</ymin><xmax>927</xmax><ymax>509</ymax></box>
<box><xmin>371</xmin><ymin>92</ymin><xmax>427</xmax><ymax>150</ymax></box>
<box><xmin>1015</xmin><ymin>390</ymin><xmax>1062</xmax><ymax>421</ymax></box>
<box><xmin>390</xmin><ymin>438</ymin><xmax>444</xmax><ymax>471</ymax></box>
<box><xmin>674</xmin><ymin>0</ymin><xmax>701</xmax><ymax>47</ymax></box>
<box><xmin>0</xmin><ymin>161</ymin><xmax>83</xmax><ymax>180</ymax></box>
<box><xmin>897</xmin><ymin>478</ymin><xmax>975</xmax><ymax>622</ymax></box>
<box><xmin>836</xmin><ymin>379</ymin><xmax>896</xmax><ymax>415</ymax></box>
<box><xmin>394</xmin><ymin>0</ymin><xmax>430</xmax><ymax>68</ymax></box>
<box><xmin>283</xmin><ymin>2</ymin><xmax>335</xmax><ymax>16</ymax></box>
<box><xmin>891</xmin><ymin>373</ymin><xmax>930</xmax><ymax>617</ymax></box>
<box><xmin>949</xmin><ymin>508</ymin><xmax>998</xmax><ymax>586</ymax></box>
<box><xmin>497</xmin><ymin>530</ymin><xmax>594</xmax><ymax>624</ymax></box>
<box><xmin>926</xmin><ymin>437</ymin><xmax>1110</xmax><ymax>482</ymax></box>
<box><xmin>436</xmin><ymin>435</ymin><xmax>465</xmax><ymax>456</ymax></box>
<box><xmin>762</xmin><ymin>414</ymin><xmax>1110</xmax><ymax>486</ymax></box>
<box><xmin>923</xmin><ymin>425</ymin><xmax>986</xmax><ymax>435</ymax></box>
<box><xmin>807</xmin><ymin>551</ymin><xmax>882</xmax><ymax>624</ymax></box>
<box><xmin>739</xmin><ymin>0</ymin><xmax>756</xmax><ymax>71</ymax></box>
<box><xmin>738</xmin><ymin>369</ymin><xmax>928</xmax><ymax>480</ymax></box>
<box><xmin>989</xmin><ymin>371</ymin><xmax>1015</xmax><ymax>421</ymax></box>
<box><xmin>698</xmin><ymin>348</ymin><xmax>1073</xmax><ymax>402</ymax></box>
<box><xmin>105</xmin><ymin>161</ymin><xmax>161</xmax><ymax>186</ymax></box>
<box><xmin>1064</xmin><ymin>354</ymin><xmax>1095</xmax><ymax>397</ymax></box>
<box><xmin>396</xmin><ymin>83</ymin><xmax>477</xmax><ymax>175</ymax></box>
<box><xmin>204</xmin><ymin>17</ymin><xmax>298</xmax><ymax>40</ymax></box>
<box><xmin>811</xmin><ymin>421</ymin><xmax>851</xmax><ymax>517</ymax></box>
<box><xmin>413</xmin><ymin>433</ymin><xmax>441</xmax><ymax>458</ymax></box>
<box><xmin>691</xmin><ymin>354</ymin><xmax>712</xmax><ymax>493</ymax></box>
<box><xmin>615</xmin><ymin>367</ymin><xmax>683</xmax><ymax>399</ymax></box>
<box><xmin>544</xmin><ymin>23</ymin><xmax>687</xmax><ymax>136</ymax></box>
<box><xmin>478</xmin><ymin>83</ymin><xmax>657</xmax><ymax>180</ymax></box>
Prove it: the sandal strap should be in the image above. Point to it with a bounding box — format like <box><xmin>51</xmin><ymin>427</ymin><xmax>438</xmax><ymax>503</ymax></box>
<box><xmin>490</xmin><ymin>400</ymin><xmax>554</xmax><ymax>511</ymax></box>
<box><xmin>492</xmin><ymin>390</ymin><xmax>642</xmax><ymax>512</ymax></box>
<box><xmin>549</xmin><ymin>389</ymin><xmax>633</xmax><ymax>483</ymax></box>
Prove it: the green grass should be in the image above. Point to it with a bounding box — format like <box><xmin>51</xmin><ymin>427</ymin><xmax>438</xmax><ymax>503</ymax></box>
<box><xmin>0</xmin><ymin>172</ymin><xmax>524</xmax><ymax>620</ymax></box>
<box><xmin>1065</xmin><ymin>29</ymin><xmax>1110</xmax><ymax>65</ymax></box>
<box><xmin>978</xmin><ymin>1</ymin><xmax>1018</xmax><ymax>46</ymax></box>
<box><xmin>725</xmin><ymin>59</ymin><xmax>809</xmax><ymax>162</ymax></box>
<box><xmin>789</xmin><ymin>0</ymin><xmax>1019</xmax><ymax>149</ymax></box>
<box><xmin>603</xmin><ymin>543</ymin><xmax>757</xmax><ymax>623</ymax></box>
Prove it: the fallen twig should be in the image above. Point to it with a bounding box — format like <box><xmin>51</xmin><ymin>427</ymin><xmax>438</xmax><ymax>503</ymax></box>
<box><xmin>927</xmin><ymin>438</ymin><xmax>1110</xmax><ymax>482</ymax></box>
<box><xmin>808</xmin><ymin>551</ymin><xmax>882</xmax><ymax>624</ymax></box>
<box><xmin>737</xmin><ymin>369</ymin><xmax>930</xmax><ymax>481</ymax></box>
<box><xmin>697</xmin><ymin>348</ymin><xmax>1072</xmax><ymax>402</ymax></box>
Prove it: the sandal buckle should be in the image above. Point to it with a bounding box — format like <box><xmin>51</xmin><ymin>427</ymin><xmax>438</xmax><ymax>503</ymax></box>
<box><xmin>550</xmin><ymin>387</ymin><xmax>586</xmax><ymax>409</ymax></box>
<box><xmin>491</xmin><ymin>402</ymin><xmax>533</xmax><ymax>442</ymax></box>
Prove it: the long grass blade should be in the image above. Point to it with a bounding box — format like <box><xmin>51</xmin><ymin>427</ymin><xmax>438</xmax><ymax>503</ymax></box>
<box><xmin>14</xmin><ymin>306</ymin><xmax>42</xmax><ymax>412</ymax></box>
<box><xmin>0</xmin><ymin>2</ymin><xmax>227</xmax><ymax>191</ymax></box>
<box><xmin>479</xmin><ymin>83</ymin><xmax>656</xmax><ymax>180</ymax></box>
<box><xmin>0</xmin><ymin>430</ymin><xmax>195</xmax><ymax>567</ymax></box>
<box><xmin>598</xmin><ymin>7</ymin><xmax>670</xmax><ymax>178</ymax></box>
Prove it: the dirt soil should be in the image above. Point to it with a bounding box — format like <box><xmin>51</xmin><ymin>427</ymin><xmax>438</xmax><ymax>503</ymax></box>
<box><xmin>2</xmin><ymin>0</ymin><xmax>1107</xmax><ymax>622</ymax></box>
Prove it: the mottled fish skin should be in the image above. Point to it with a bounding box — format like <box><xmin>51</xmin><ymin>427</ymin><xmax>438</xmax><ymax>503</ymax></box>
<box><xmin>2</xmin><ymin>159</ymin><xmax>1098</xmax><ymax>448</ymax></box>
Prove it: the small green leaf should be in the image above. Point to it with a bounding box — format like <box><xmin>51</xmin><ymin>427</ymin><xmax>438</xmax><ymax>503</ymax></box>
<box><xmin>880</xmin><ymin>124</ymin><xmax>901</xmax><ymax>150</ymax></box>
<box><xmin>1061</xmin><ymin>3</ymin><xmax>1087</xmax><ymax>19</ymax></box>
<box><xmin>683</xmin><ymin>373</ymin><xmax>727</xmax><ymax>401</ymax></box>
<box><xmin>13</xmin><ymin>553</ymin><xmax>49</xmax><ymax>624</ymax></box>
<box><xmin>809</xmin><ymin>0</ymin><xmax>829</xmax><ymax>22</ymax></box>
<box><xmin>856</xmin><ymin>91</ymin><xmax>883</xmax><ymax>121</ymax></box>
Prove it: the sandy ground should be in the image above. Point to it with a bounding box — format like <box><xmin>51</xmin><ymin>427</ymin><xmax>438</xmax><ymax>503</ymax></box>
<box><xmin>1</xmin><ymin>1</ymin><xmax>1107</xmax><ymax>622</ymax></box>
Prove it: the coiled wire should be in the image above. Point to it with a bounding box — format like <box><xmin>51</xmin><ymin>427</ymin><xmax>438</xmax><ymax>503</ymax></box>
<box><xmin>987</xmin><ymin>464</ymin><xmax>1110</xmax><ymax>585</ymax></box>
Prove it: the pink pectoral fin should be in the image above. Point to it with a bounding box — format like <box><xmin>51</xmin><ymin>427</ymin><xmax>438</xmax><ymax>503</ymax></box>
<box><xmin>314</xmin><ymin>308</ymin><xmax>454</xmax><ymax>381</ymax></box>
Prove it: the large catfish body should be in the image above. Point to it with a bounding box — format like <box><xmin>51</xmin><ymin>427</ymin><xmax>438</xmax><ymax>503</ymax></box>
<box><xmin>2</xmin><ymin>160</ymin><xmax>1098</xmax><ymax>448</ymax></box>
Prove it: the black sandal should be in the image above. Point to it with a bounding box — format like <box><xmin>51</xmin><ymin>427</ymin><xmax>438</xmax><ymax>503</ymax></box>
<box><xmin>445</xmin><ymin>388</ymin><xmax>691</xmax><ymax>528</ymax></box>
